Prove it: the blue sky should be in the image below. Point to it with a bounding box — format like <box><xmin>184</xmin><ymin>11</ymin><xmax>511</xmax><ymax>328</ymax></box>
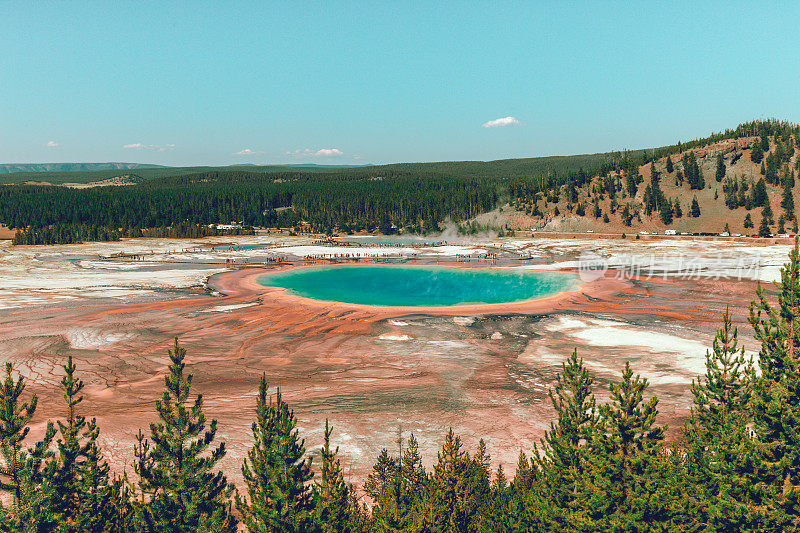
<box><xmin>2</xmin><ymin>1</ymin><xmax>799</xmax><ymax>166</ymax></box>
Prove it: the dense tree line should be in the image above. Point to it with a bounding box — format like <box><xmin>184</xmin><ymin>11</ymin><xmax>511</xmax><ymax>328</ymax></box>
<box><xmin>5</xmin><ymin>244</ymin><xmax>800</xmax><ymax>530</ymax></box>
<box><xmin>0</xmin><ymin>171</ymin><xmax>499</xmax><ymax>241</ymax></box>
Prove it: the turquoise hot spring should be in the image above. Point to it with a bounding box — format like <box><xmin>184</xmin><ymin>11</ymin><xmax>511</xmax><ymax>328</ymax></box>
<box><xmin>257</xmin><ymin>266</ymin><xmax>578</xmax><ymax>307</ymax></box>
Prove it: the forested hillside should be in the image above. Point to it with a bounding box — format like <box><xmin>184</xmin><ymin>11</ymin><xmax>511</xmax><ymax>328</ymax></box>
<box><xmin>506</xmin><ymin>119</ymin><xmax>800</xmax><ymax>236</ymax></box>
<box><xmin>2</xmin><ymin>119</ymin><xmax>799</xmax><ymax>244</ymax></box>
<box><xmin>4</xmin><ymin>242</ymin><xmax>800</xmax><ymax>531</ymax></box>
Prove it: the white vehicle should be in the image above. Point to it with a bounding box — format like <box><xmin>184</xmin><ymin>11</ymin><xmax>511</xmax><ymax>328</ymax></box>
<box><xmin>664</xmin><ymin>229</ymin><xmax>677</xmax><ymax>235</ymax></box>
<box><xmin>639</xmin><ymin>231</ymin><xmax>650</xmax><ymax>235</ymax></box>
<box><xmin>720</xmin><ymin>232</ymin><xmax>730</xmax><ymax>237</ymax></box>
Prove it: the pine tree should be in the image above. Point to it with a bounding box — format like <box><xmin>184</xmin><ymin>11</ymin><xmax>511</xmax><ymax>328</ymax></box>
<box><xmin>512</xmin><ymin>451</ymin><xmax>535</xmax><ymax>495</ymax></box>
<box><xmin>364</xmin><ymin>449</ymin><xmax>398</xmax><ymax>502</ymax></box>
<box><xmin>665</xmin><ymin>156</ymin><xmax>674</xmax><ymax>174</ymax></box>
<box><xmin>759</xmin><ymin>214</ymin><xmax>773</xmax><ymax>237</ymax></box>
<box><xmin>643</xmin><ymin>184</ymin><xmax>654</xmax><ymax>216</ymax></box>
<box><xmin>660</xmin><ymin>198</ymin><xmax>674</xmax><ymax>225</ymax></box>
<box><xmin>72</xmin><ymin>438</ymin><xmax>128</xmax><ymax>532</ymax></box>
<box><xmin>400</xmin><ymin>434</ymin><xmax>426</xmax><ymax>495</ymax></box>
<box><xmin>683</xmin><ymin>152</ymin><xmax>705</xmax><ymax>190</ymax></box>
<box><xmin>752</xmin><ymin>177</ymin><xmax>768</xmax><ymax>207</ymax></box>
<box><xmin>483</xmin><ymin>466</ymin><xmax>515</xmax><ymax>533</ymax></box>
<box><xmin>783</xmin><ymin>178</ymin><xmax>795</xmax><ymax>218</ymax></box>
<box><xmin>684</xmin><ymin>308</ymin><xmax>758</xmax><ymax>530</ymax></box>
<box><xmin>236</xmin><ymin>375</ymin><xmax>315</xmax><ymax>533</ymax></box>
<box><xmin>650</xmin><ymin>161</ymin><xmax>660</xmax><ymax>185</ymax></box>
<box><xmin>423</xmin><ymin>429</ymin><xmax>489</xmax><ymax>533</ymax></box>
<box><xmin>313</xmin><ymin>420</ymin><xmax>349</xmax><ymax>533</ymax></box>
<box><xmin>133</xmin><ymin>338</ymin><xmax>236</xmax><ymax>532</ymax></box>
<box><xmin>691</xmin><ymin>196</ymin><xmax>701</xmax><ymax>217</ymax></box>
<box><xmin>763</xmin><ymin>203</ymin><xmax>774</xmax><ymax>225</ymax></box>
<box><xmin>625</xmin><ymin>172</ymin><xmax>638</xmax><ymax>198</ymax></box>
<box><xmin>716</xmin><ymin>153</ymin><xmax>726</xmax><ymax>182</ymax></box>
<box><xmin>748</xmin><ymin>239</ymin><xmax>800</xmax><ymax>528</ymax></box>
<box><xmin>53</xmin><ymin>355</ymin><xmax>91</xmax><ymax>521</ymax></box>
<box><xmin>752</xmin><ymin>141</ymin><xmax>765</xmax><ymax>163</ymax></box>
<box><xmin>0</xmin><ymin>363</ymin><xmax>58</xmax><ymax>530</ymax></box>
<box><xmin>534</xmin><ymin>350</ymin><xmax>600</xmax><ymax>530</ymax></box>
<box><xmin>373</xmin><ymin>432</ymin><xmax>428</xmax><ymax>532</ymax></box>
<box><xmin>53</xmin><ymin>355</ymin><xmax>119</xmax><ymax>532</ymax></box>
<box><xmin>582</xmin><ymin>362</ymin><xmax>672</xmax><ymax>530</ymax></box>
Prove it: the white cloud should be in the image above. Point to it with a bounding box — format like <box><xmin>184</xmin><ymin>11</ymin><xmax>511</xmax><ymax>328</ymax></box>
<box><xmin>123</xmin><ymin>143</ymin><xmax>176</xmax><ymax>152</ymax></box>
<box><xmin>45</xmin><ymin>140</ymin><xmax>59</xmax><ymax>147</ymax></box>
<box><xmin>481</xmin><ymin>116</ymin><xmax>520</xmax><ymax>128</ymax></box>
<box><xmin>314</xmin><ymin>148</ymin><xmax>343</xmax><ymax>157</ymax></box>
<box><xmin>233</xmin><ymin>148</ymin><xmax>265</xmax><ymax>156</ymax></box>
<box><xmin>286</xmin><ymin>148</ymin><xmax>344</xmax><ymax>158</ymax></box>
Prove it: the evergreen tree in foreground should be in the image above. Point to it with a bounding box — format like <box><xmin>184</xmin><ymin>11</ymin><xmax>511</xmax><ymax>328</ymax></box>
<box><xmin>684</xmin><ymin>307</ymin><xmax>758</xmax><ymax>530</ymax></box>
<box><xmin>133</xmin><ymin>338</ymin><xmax>236</xmax><ymax>532</ymax></box>
<box><xmin>749</xmin><ymin>238</ymin><xmax>800</xmax><ymax>529</ymax></box>
<box><xmin>370</xmin><ymin>431</ymin><xmax>429</xmax><ymax>532</ymax></box>
<box><xmin>313</xmin><ymin>420</ymin><xmax>350</xmax><ymax>533</ymax></box>
<box><xmin>0</xmin><ymin>362</ymin><xmax>59</xmax><ymax>531</ymax></box>
<box><xmin>534</xmin><ymin>350</ymin><xmax>599</xmax><ymax>530</ymax></box>
<box><xmin>583</xmin><ymin>362</ymin><xmax>673</xmax><ymax>530</ymax></box>
<box><xmin>423</xmin><ymin>429</ymin><xmax>489</xmax><ymax>533</ymax></box>
<box><xmin>53</xmin><ymin>355</ymin><xmax>121</xmax><ymax>532</ymax></box>
<box><xmin>236</xmin><ymin>375</ymin><xmax>315</xmax><ymax>533</ymax></box>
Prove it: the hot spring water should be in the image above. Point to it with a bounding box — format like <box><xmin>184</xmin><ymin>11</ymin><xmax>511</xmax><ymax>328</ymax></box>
<box><xmin>257</xmin><ymin>266</ymin><xmax>577</xmax><ymax>307</ymax></box>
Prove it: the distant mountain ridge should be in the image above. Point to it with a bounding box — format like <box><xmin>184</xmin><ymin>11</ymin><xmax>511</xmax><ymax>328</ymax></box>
<box><xmin>0</xmin><ymin>162</ymin><xmax>165</xmax><ymax>174</ymax></box>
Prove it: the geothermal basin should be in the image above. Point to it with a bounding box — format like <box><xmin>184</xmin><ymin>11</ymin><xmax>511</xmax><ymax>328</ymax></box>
<box><xmin>0</xmin><ymin>234</ymin><xmax>788</xmax><ymax>487</ymax></box>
